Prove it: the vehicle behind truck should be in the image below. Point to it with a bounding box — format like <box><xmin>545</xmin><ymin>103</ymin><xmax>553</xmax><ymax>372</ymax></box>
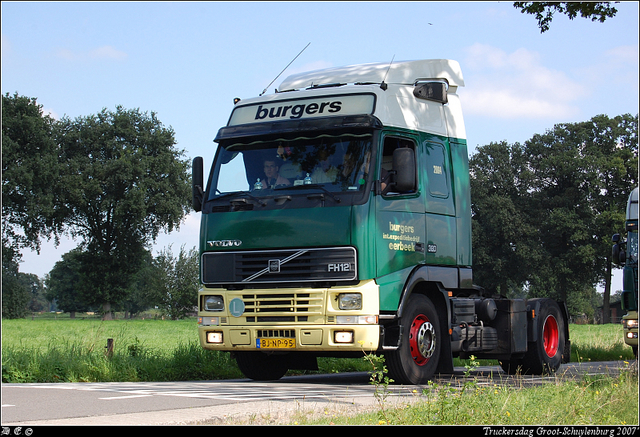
<box><xmin>192</xmin><ymin>59</ymin><xmax>570</xmax><ymax>384</ymax></box>
<box><xmin>613</xmin><ymin>187</ymin><xmax>638</xmax><ymax>357</ymax></box>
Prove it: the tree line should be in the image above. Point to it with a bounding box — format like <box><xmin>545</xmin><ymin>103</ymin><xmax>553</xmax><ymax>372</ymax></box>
<box><xmin>45</xmin><ymin>244</ymin><xmax>199</xmax><ymax>320</ymax></box>
<box><xmin>2</xmin><ymin>92</ymin><xmax>637</xmax><ymax>323</ymax></box>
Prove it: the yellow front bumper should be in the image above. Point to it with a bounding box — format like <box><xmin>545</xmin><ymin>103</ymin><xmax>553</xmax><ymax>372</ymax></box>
<box><xmin>197</xmin><ymin>280</ymin><xmax>381</xmax><ymax>353</ymax></box>
<box><xmin>198</xmin><ymin>323</ymin><xmax>380</xmax><ymax>352</ymax></box>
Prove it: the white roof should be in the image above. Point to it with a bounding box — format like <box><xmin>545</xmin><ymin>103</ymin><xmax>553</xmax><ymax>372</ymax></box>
<box><xmin>227</xmin><ymin>59</ymin><xmax>467</xmax><ymax>140</ymax></box>
<box><xmin>278</xmin><ymin>59</ymin><xmax>464</xmax><ymax>91</ymax></box>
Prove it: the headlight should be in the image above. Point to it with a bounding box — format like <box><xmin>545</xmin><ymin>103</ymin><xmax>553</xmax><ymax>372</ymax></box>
<box><xmin>338</xmin><ymin>293</ymin><xmax>362</xmax><ymax>310</ymax></box>
<box><xmin>624</xmin><ymin>319</ymin><xmax>638</xmax><ymax>329</ymax></box>
<box><xmin>204</xmin><ymin>295</ymin><xmax>224</xmax><ymax>311</ymax></box>
<box><xmin>334</xmin><ymin>331</ymin><xmax>354</xmax><ymax>343</ymax></box>
<box><xmin>206</xmin><ymin>332</ymin><xmax>223</xmax><ymax>344</ymax></box>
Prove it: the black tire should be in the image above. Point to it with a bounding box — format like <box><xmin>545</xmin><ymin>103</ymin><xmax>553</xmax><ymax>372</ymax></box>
<box><xmin>235</xmin><ymin>352</ymin><xmax>289</xmax><ymax>381</ymax></box>
<box><xmin>386</xmin><ymin>294</ymin><xmax>441</xmax><ymax>385</ymax></box>
<box><xmin>520</xmin><ymin>298</ymin><xmax>566</xmax><ymax>375</ymax></box>
<box><xmin>499</xmin><ymin>358</ymin><xmax>524</xmax><ymax>375</ymax></box>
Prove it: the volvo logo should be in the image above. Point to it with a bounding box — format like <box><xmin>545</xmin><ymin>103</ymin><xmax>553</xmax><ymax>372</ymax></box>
<box><xmin>242</xmin><ymin>249</ymin><xmax>308</xmax><ymax>282</ymax></box>
<box><xmin>207</xmin><ymin>240</ymin><xmax>242</xmax><ymax>248</ymax></box>
<box><xmin>268</xmin><ymin>259</ymin><xmax>281</xmax><ymax>273</ymax></box>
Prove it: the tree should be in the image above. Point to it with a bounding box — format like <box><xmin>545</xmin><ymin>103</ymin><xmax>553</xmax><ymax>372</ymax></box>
<box><xmin>544</xmin><ymin>114</ymin><xmax>637</xmax><ymax>321</ymax></box>
<box><xmin>2</xmin><ymin>246</ymin><xmax>30</xmax><ymax>319</ymax></box>
<box><xmin>470</xmin><ymin>141</ymin><xmax>541</xmax><ymax>296</ymax></box>
<box><xmin>513</xmin><ymin>2</ymin><xmax>618</xmax><ymax>33</ymax></box>
<box><xmin>55</xmin><ymin>106</ymin><xmax>191</xmax><ymax>319</ymax></box>
<box><xmin>470</xmin><ymin>114</ymin><xmax>637</xmax><ymax>320</ymax></box>
<box><xmin>2</xmin><ymin>92</ymin><xmax>63</xmax><ymax>270</ymax></box>
<box><xmin>19</xmin><ymin>273</ymin><xmax>48</xmax><ymax>313</ymax></box>
<box><xmin>524</xmin><ymin>114</ymin><xmax>637</xmax><ymax>321</ymax></box>
<box><xmin>121</xmin><ymin>250</ymin><xmax>158</xmax><ymax>318</ymax></box>
<box><xmin>152</xmin><ymin>245</ymin><xmax>199</xmax><ymax>320</ymax></box>
<box><xmin>45</xmin><ymin>248</ymin><xmax>92</xmax><ymax>318</ymax></box>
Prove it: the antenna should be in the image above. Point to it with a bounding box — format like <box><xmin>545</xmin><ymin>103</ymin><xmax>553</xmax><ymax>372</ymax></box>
<box><xmin>260</xmin><ymin>42</ymin><xmax>311</xmax><ymax>96</ymax></box>
<box><xmin>380</xmin><ymin>54</ymin><xmax>395</xmax><ymax>91</ymax></box>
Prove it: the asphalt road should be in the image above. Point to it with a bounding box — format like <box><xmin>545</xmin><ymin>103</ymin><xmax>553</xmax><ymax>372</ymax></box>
<box><xmin>1</xmin><ymin>360</ymin><xmax>634</xmax><ymax>426</ymax></box>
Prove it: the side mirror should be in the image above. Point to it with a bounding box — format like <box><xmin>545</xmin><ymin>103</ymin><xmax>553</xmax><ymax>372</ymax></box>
<box><xmin>192</xmin><ymin>156</ymin><xmax>204</xmax><ymax>212</ymax></box>
<box><xmin>413</xmin><ymin>81</ymin><xmax>448</xmax><ymax>104</ymax></box>
<box><xmin>612</xmin><ymin>243</ymin><xmax>621</xmax><ymax>265</ymax></box>
<box><xmin>391</xmin><ymin>148</ymin><xmax>416</xmax><ymax>193</ymax></box>
<box><xmin>618</xmin><ymin>248</ymin><xmax>627</xmax><ymax>264</ymax></box>
<box><xmin>611</xmin><ymin>234</ymin><xmax>626</xmax><ymax>265</ymax></box>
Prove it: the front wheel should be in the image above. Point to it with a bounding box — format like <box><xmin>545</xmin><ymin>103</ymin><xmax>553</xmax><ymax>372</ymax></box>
<box><xmin>386</xmin><ymin>294</ymin><xmax>441</xmax><ymax>385</ymax></box>
<box><xmin>520</xmin><ymin>298</ymin><xmax>566</xmax><ymax>375</ymax></box>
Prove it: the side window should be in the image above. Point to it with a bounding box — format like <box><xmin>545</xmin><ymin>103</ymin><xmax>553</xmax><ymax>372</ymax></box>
<box><xmin>381</xmin><ymin>136</ymin><xmax>416</xmax><ymax>195</ymax></box>
<box><xmin>425</xmin><ymin>143</ymin><xmax>449</xmax><ymax>198</ymax></box>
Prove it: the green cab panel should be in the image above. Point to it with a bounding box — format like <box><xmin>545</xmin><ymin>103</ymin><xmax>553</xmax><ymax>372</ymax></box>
<box><xmin>200</xmin><ymin>206</ymin><xmax>352</xmax><ymax>252</ymax></box>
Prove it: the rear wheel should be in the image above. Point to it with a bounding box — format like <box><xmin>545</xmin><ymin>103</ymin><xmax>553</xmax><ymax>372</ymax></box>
<box><xmin>386</xmin><ymin>294</ymin><xmax>441</xmax><ymax>385</ymax></box>
<box><xmin>520</xmin><ymin>299</ymin><xmax>566</xmax><ymax>375</ymax></box>
<box><xmin>235</xmin><ymin>352</ymin><xmax>289</xmax><ymax>381</ymax></box>
<box><xmin>499</xmin><ymin>358</ymin><xmax>523</xmax><ymax>375</ymax></box>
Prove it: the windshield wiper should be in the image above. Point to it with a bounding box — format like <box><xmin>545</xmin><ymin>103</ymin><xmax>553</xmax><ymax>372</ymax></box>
<box><xmin>213</xmin><ymin>191</ymin><xmax>267</xmax><ymax>207</ymax></box>
<box><xmin>277</xmin><ymin>184</ymin><xmax>341</xmax><ymax>203</ymax></box>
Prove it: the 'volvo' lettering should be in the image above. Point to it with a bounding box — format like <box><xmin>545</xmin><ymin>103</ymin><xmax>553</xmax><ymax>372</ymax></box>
<box><xmin>207</xmin><ymin>240</ymin><xmax>242</xmax><ymax>247</ymax></box>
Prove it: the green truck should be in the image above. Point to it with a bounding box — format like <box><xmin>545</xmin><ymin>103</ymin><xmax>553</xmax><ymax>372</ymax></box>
<box><xmin>613</xmin><ymin>187</ymin><xmax>638</xmax><ymax>357</ymax></box>
<box><xmin>191</xmin><ymin>59</ymin><xmax>570</xmax><ymax>384</ymax></box>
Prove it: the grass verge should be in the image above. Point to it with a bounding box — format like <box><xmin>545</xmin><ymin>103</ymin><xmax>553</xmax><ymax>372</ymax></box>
<box><xmin>289</xmin><ymin>361</ymin><xmax>639</xmax><ymax>425</ymax></box>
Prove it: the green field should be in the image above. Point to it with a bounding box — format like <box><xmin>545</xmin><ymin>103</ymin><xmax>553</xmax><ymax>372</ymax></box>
<box><xmin>1</xmin><ymin>316</ymin><xmax>636</xmax><ymax>383</ymax></box>
<box><xmin>2</xmin><ymin>316</ymin><xmax>637</xmax><ymax>425</ymax></box>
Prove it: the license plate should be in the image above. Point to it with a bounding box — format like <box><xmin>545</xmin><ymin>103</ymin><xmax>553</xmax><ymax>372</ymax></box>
<box><xmin>257</xmin><ymin>338</ymin><xmax>296</xmax><ymax>349</ymax></box>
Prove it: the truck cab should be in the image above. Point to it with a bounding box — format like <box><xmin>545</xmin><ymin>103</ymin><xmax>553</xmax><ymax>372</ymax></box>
<box><xmin>192</xmin><ymin>59</ymin><xmax>569</xmax><ymax>383</ymax></box>
<box><xmin>613</xmin><ymin>187</ymin><xmax>638</xmax><ymax>357</ymax></box>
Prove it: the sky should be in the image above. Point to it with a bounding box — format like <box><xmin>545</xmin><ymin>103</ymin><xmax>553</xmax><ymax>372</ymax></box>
<box><xmin>2</xmin><ymin>1</ymin><xmax>639</xmax><ymax>290</ymax></box>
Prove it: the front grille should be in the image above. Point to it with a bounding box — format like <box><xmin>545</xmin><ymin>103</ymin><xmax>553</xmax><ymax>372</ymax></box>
<box><xmin>201</xmin><ymin>247</ymin><xmax>357</xmax><ymax>286</ymax></box>
<box><xmin>243</xmin><ymin>291</ymin><xmax>323</xmax><ymax>323</ymax></box>
<box><xmin>221</xmin><ymin>290</ymin><xmax>324</xmax><ymax>324</ymax></box>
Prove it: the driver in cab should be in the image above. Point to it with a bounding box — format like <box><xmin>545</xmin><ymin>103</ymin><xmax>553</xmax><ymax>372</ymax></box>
<box><xmin>263</xmin><ymin>159</ymin><xmax>291</xmax><ymax>189</ymax></box>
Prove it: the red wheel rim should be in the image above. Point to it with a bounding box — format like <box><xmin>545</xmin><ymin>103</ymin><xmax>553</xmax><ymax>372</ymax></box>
<box><xmin>409</xmin><ymin>314</ymin><xmax>436</xmax><ymax>366</ymax></box>
<box><xmin>542</xmin><ymin>315</ymin><xmax>559</xmax><ymax>358</ymax></box>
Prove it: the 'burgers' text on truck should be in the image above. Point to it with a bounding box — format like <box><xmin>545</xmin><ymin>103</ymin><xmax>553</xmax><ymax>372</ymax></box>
<box><xmin>192</xmin><ymin>59</ymin><xmax>571</xmax><ymax>384</ymax></box>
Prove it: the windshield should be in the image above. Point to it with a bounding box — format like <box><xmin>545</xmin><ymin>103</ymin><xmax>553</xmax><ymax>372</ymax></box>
<box><xmin>207</xmin><ymin>133</ymin><xmax>373</xmax><ymax>201</ymax></box>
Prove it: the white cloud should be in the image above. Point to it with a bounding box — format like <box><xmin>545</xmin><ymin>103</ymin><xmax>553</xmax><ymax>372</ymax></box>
<box><xmin>54</xmin><ymin>45</ymin><xmax>127</xmax><ymax>61</ymax></box>
<box><xmin>1</xmin><ymin>34</ymin><xmax>11</xmax><ymax>56</ymax></box>
<box><xmin>461</xmin><ymin>43</ymin><xmax>584</xmax><ymax>119</ymax></box>
<box><xmin>464</xmin><ymin>89</ymin><xmax>577</xmax><ymax>119</ymax></box>
<box><xmin>605</xmin><ymin>45</ymin><xmax>639</xmax><ymax>64</ymax></box>
<box><xmin>89</xmin><ymin>45</ymin><xmax>127</xmax><ymax>60</ymax></box>
<box><xmin>600</xmin><ymin>45</ymin><xmax>638</xmax><ymax>90</ymax></box>
<box><xmin>42</xmin><ymin>108</ymin><xmax>60</xmax><ymax>120</ymax></box>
